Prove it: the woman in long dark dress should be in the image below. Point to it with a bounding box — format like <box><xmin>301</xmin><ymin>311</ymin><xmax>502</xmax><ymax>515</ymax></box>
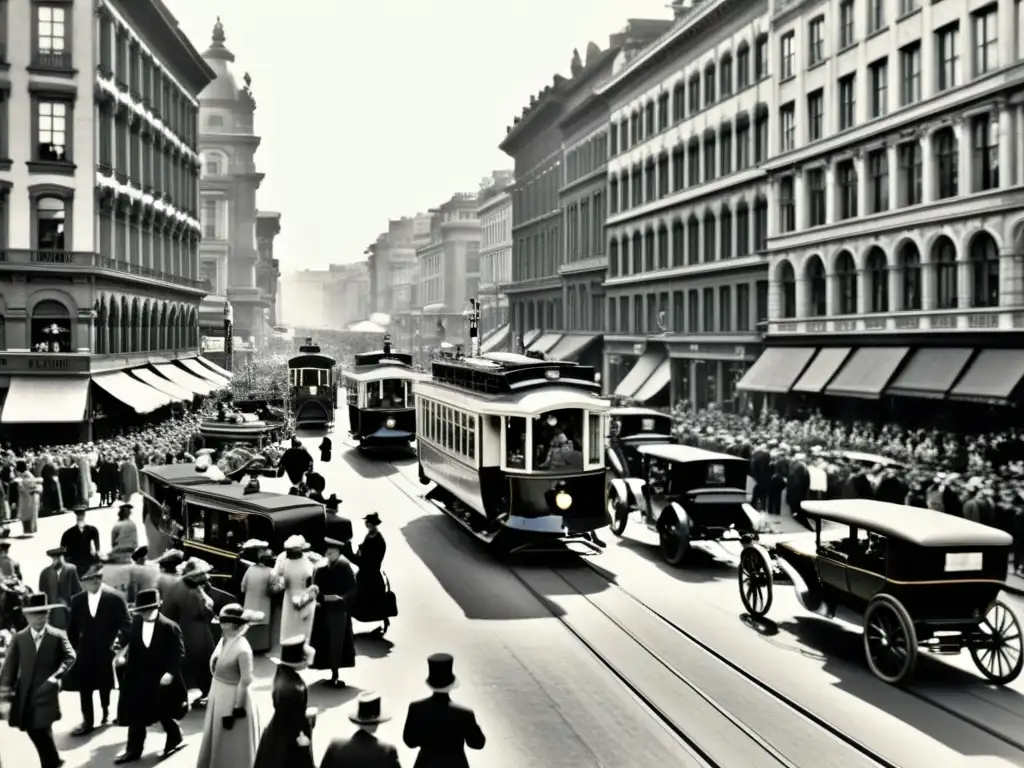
<box><xmin>344</xmin><ymin>513</ymin><xmax>393</xmax><ymax>635</ymax></box>
<box><xmin>253</xmin><ymin>636</ymin><xmax>316</xmax><ymax>768</ymax></box>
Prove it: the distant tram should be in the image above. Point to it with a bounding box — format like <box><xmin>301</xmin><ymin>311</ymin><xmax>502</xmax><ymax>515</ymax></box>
<box><xmin>342</xmin><ymin>335</ymin><xmax>424</xmax><ymax>449</ymax></box>
<box><xmin>288</xmin><ymin>338</ymin><xmax>337</xmax><ymax>429</ymax></box>
<box><xmin>416</xmin><ymin>301</ymin><xmax>611</xmax><ymax>553</ymax></box>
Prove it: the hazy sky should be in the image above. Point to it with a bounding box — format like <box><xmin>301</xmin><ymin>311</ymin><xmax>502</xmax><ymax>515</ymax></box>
<box><xmin>163</xmin><ymin>0</ymin><xmax>673</xmax><ymax>272</ymax></box>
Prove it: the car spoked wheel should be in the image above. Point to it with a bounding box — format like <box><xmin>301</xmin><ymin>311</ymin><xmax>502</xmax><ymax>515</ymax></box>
<box><xmin>608</xmin><ymin>498</ymin><xmax>628</xmax><ymax>537</ymax></box>
<box><xmin>969</xmin><ymin>600</ymin><xmax>1024</xmax><ymax>684</ymax></box>
<box><xmin>738</xmin><ymin>547</ymin><xmax>773</xmax><ymax>618</ymax></box>
<box><xmin>864</xmin><ymin>595</ymin><xmax>918</xmax><ymax>684</ymax></box>
<box><xmin>659</xmin><ymin>522</ymin><xmax>688</xmax><ymax>566</ymax></box>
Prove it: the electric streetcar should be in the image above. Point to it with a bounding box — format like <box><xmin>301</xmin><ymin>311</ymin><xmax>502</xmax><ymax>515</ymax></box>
<box><xmin>288</xmin><ymin>338</ymin><xmax>338</xmax><ymax>429</ymax></box>
<box><xmin>415</xmin><ymin>300</ymin><xmax>612</xmax><ymax>553</ymax></box>
<box><xmin>342</xmin><ymin>334</ymin><xmax>425</xmax><ymax>449</ymax></box>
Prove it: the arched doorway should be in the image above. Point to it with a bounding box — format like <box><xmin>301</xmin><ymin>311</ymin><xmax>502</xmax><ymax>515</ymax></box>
<box><xmin>30</xmin><ymin>299</ymin><xmax>71</xmax><ymax>352</ymax></box>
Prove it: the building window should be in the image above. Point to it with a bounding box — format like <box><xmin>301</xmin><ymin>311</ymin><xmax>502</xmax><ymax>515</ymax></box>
<box><xmin>866</xmin><ymin>249</ymin><xmax>889</xmax><ymax>312</ymax></box>
<box><xmin>736</xmin><ymin>203</ymin><xmax>749</xmax><ymax>257</ymax></box>
<box><xmin>937</xmin><ymin>24</ymin><xmax>959</xmax><ymax>91</ymax></box>
<box><xmin>671</xmin><ymin>221</ymin><xmax>684</xmax><ymax>266</ymax></box>
<box><xmin>736</xmin><ymin>123</ymin><xmax>750</xmax><ymax>169</ymax></box>
<box><xmin>868</xmin><ymin>149</ymin><xmax>889</xmax><ymax>213</ymax></box>
<box><xmin>36</xmin><ymin>100</ymin><xmax>69</xmax><ymax>163</ymax></box>
<box><xmin>719</xmin><ymin>286</ymin><xmax>732</xmax><ymax>332</ymax></box>
<box><xmin>703</xmin><ymin>212</ymin><xmax>716</xmax><ymax>262</ymax></box>
<box><xmin>970</xmin><ymin>233</ymin><xmax>1000</xmax><ymax>308</ymax></box>
<box><xmin>672</xmin><ymin>82</ymin><xmax>685</xmax><ymax>122</ymax></box>
<box><xmin>657</xmin><ymin>92</ymin><xmax>669</xmax><ymax>131</ymax></box>
<box><xmin>657</xmin><ymin>154</ymin><xmax>669</xmax><ymax>197</ymax></box>
<box><xmin>900</xmin><ymin>43</ymin><xmax>921</xmax><ymax>106</ymax></box>
<box><xmin>737</xmin><ymin>44</ymin><xmax>750</xmax><ymax>89</ymax></box>
<box><xmin>899</xmin><ymin>0</ymin><xmax>919</xmax><ymax>14</ymax></box>
<box><xmin>702</xmin><ymin>288</ymin><xmax>714</xmax><ymax>332</ymax></box>
<box><xmin>688</xmin><ymin>74</ymin><xmax>700</xmax><ymax>113</ymax></box>
<box><xmin>609</xmin><ymin>123</ymin><xmax>618</xmax><ymax>155</ymax></box>
<box><xmin>609</xmin><ymin>178</ymin><xmax>619</xmax><ymax>214</ymax></box>
<box><xmin>840</xmin><ymin>0</ymin><xmax>856</xmax><ymax>48</ymax></box>
<box><xmin>687</xmin><ymin>215</ymin><xmax>699</xmax><ymax>265</ymax></box>
<box><xmin>778</xmin><ymin>263</ymin><xmax>797</xmax><ymax>318</ymax></box>
<box><xmin>934</xmin><ymin>238</ymin><xmax>958</xmax><ymax>309</ymax></box>
<box><xmin>631</xmin><ymin>165</ymin><xmax>643</xmax><ymax>206</ymax></box>
<box><xmin>671</xmin><ymin>148</ymin><xmax>684</xmax><ymax>192</ymax></box>
<box><xmin>720</xmin><ymin>55</ymin><xmax>733</xmax><ymax>97</ymax></box>
<box><xmin>704</xmin><ymin>135</ymin><xmax>716</xmax><ymax>181</ymax></box>
<box><xmin>868</xmin><ymin>0</ymin><xmax>886</xmax><ymax>34</ymax></box>
<box><xmin>973</xmin><ymin>6</ymin><xmax>998</xmax><ymax>76</ymax></box>
<box><xmin>645</xmin><ymin>160</ymin><xmax>656</xmax><ymax>203</ymax></box>
<box><xmin>608</xmin><ymin>240</ymin><xmax>619</xmax><ymax>277</ymax></box>
<box><xmin>780</xmin><ymin>103</ymin><xmax>795</xmax><ymax>152</ymax></box>
<box><xmin>704</xmin><ymin>65</ymin><xmax>716</xmax><ymax>106</ymax></box>
<box><xmin>839</xmin><ymin>75</ymin><xmax>856</xmax><ymax>129</ymax></box>
<box><xmin>781</xmin><ymin>32</ymin><xmax>795</xmax><ymax>79</ymax></box>
<box><xmin>808</xmin><ymin>17</ymin><xmax>825</xmax><ymax>64</ymax></box>
<box><xmin>835</xmin><ymin>251</ymin><xmax>858</xmax><ymax>314</ymax></box>
<box><xmin>869</xmin><ymin>59</ymin><xmax>888</xmax><ymax>118</ymax></box>
<box><xmin>934</xmin><ymin>127</ymin><xmax>958</xmax><ymax>199</ymax></box>
<box><xmin>645</xmin><ymin>102</ymin><xmax>655</xmax><ymax>136</ymax></box>
<box><xmin>30</xmin><ymin>300</ymin><xmax>71</xmax><ymax>353</ymax></box>
<box><xmin>837</xmin><ymin>159</ymin><xmax>857</xmax><ymax>219</ymax></box>
<box><xmin>898</xmin><ymin>141</ymin><xmax>922</xmax><ymax>206</ymax></box>
<box><xmin>755</xmin><ymin>36</ymin><xmax>769</xmax><ymax>79</ymax></box>
<box><xmin>808</xmin><ymin>257</ymin><xmax>827</xmax><ymax>316</ymax></box>
<box><xmin>687</xmin><ymin>142</ymin><xmax>700</xmax><ymax>186</ymax></box>
<box><xmin>36</xmin><ymin>196</ymin><xmax>66</xmax><ymax>250</ymax></box>
<box><xmin>753</xmin><ymin>197</ymin><xmax>767</xmax><ymax>252</ymax></box>
<box><xmin>900</xmin><ymin>244</ymin><xmax>922</xmax><ymax>311</ymax></box>
<box><xmin>972</xmin><ymin>113</ymin><xmax>999</xmax><ymax>191</ymax></box>
<box><xmin>779</xmin><ymin>176</ymin><xmax>795</xmax><ymax>233</ymax></box>
<box><xmin>201</xmin><ymin>199</ymin><xmax>217</xmax><ymax>239</ymax></box>
<box><xmin>754</xmin><ymin>113</ymin><xmax>768</xmax><ymax>163</ymax></box>
<box><xmin>35</xmin><ymin>4</ymin><xmax>70</xmax><ymax>70</ymax></box>
<box><xmin>807</xmin><ymin>90</ymin><xmax>823</xmax><ymax>141</ymax></box>
<box><xmin>719</xmin><ymin>128</ymin><xmax>732</xmax><ymax>175</ymax></box>
<box><xmin>737</xmin><ymin>283</ymin><xmax>751</xmax><ymax>330</ymax></box>
<box><xmin>808</xmin><ymin>167</ymin><xmax>826</xmax><ymax>226</ymax></box>
<box><xmin>688</xmin><ymin>289</ymin><xmax>699</xmax><ymax>332</ymax></box>
<box><xmin>720</xmin><ymin>206</ymin><xmax>732</xmax><ymax>260</ymax></box>
<box><xmin>644</xmin><ymin>230</ymin><xmax>655</xmax><ymax>271</ymax></box>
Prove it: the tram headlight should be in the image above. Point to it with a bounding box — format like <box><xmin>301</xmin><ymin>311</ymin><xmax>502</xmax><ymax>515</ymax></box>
<box><xmin>385</xmin><ymin>418</ymin><xmax>396</xmax><ymax>429</ymax></box>
<box><xmin>554</xmin><ymin>490</ymin><xmax>572</xmax><ymax>510</ymax></box>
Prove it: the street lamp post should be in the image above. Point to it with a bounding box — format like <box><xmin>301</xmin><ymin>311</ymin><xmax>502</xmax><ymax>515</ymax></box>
<box><xmin>223</xmin><ymin>302</ymin><xmax>234</xmax><ymax>371</ymax></box>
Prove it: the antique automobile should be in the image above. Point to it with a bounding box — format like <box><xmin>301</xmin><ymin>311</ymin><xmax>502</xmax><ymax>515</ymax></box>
<box><xmin>606</xmin><ymin>407</ymin><xmax>677</xmax><ymax>536</ymax></box>
<box><xmin>199</xmin><ymin>412</ymin><xmax>284</xmax><ymax>451</ymax></box>
<box><xmin>612</xmin><ymin>443</ymin><xmax>758</xmax><ymax>565</ymax></box>
<box><xmin>738</xmin><ymin>498</ymin><xmax>1023</xmax><ymax>685</ymax></box>
<box><xmin>837</xmin><ymin>450</ymin><xmax>906</xmax><ymax>472</ymax></box>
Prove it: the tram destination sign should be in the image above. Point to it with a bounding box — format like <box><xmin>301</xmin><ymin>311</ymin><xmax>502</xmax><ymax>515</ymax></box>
<box><xmin>0</xmin><ymin>354</ymin><xmax>90</xmax><ymax>372</ymax></box>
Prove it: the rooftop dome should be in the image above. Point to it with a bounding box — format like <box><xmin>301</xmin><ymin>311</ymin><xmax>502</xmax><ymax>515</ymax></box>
<box><xmin>200</xmin><ymin>17</ymin><xmax>242</xmax><ymax>102</ymax></box>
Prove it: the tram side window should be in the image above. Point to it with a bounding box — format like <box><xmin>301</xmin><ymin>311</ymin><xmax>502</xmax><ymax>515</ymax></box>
<box><xmin>467</xmin><ymin>413</ymin><xmax>476</xmax><ymax>460</ymax></box>
<box><xmin>534</xmin><ymin>409</ymin><xmax>584</xmax><ymax>471</ymax></box>
<box><xmin>406</xmin><ymin>381</ymin><xmax>415</xmax><ymax>407</ymax></box>
<box><xmin>588</xmin><ymin>413</ymin><xmax>603</xmax><ymax>465</ymax></box>
<box><xmin>346</xmin><ymin>383</ymin><xmax>357</xmax><ymax>406</ymax></box>
<box><xmin>445</xmin><ymin>406</ymin><xmax>454</xmax><ymax>450</ymax></box>
<box><xmin>505</xmin><ymin>417</ymin><xmax>526</xmax><ymax>468</ymax></box>
<box><xmin>382</xmin><ymin>379</ymin><xmax>406</xmax><ymax>408</ymax></box>
<box><xmin>366</xmin><ymin>382</ymin><xmax>381</xmax><ymax>408</ymax></box>
<box><xmin>186</xmin><ymin>505</ymin><xmax>206</xmax><ymax>543</ymax></box>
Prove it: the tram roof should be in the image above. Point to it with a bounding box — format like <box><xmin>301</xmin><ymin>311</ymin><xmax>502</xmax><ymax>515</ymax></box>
<box><xmin>416</xmin><ymin>379</ymin><xmax>610</xmax><ymax>416</ymax></box>
<box><xmin>289</xmin><ymin>353</ymin><xmax>336</xmax><ymax>369</ymax></box>
<box><xmin>344</xmin><ymin>365</ymin><xmax>427</xmax><ymax>383</ymax></box>
<box><xmin>428</xmin><ymin>352</ymin><xmax>600</xmax><ymax>396</ymax></box>
<box><xmin>354</xmin><ymin>349</ymin><xmax>414</xmax><ymax>367</ymax></box>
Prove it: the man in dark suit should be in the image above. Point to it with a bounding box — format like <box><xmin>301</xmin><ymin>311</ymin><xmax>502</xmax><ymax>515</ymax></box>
<box><xmin>66</xmin><ymin>563</ymin><xmax>131</xmax><ymax>734</ymax></box>
<box><xmin>37</xmin><ymin>546</ymin><xmax>81</xmax><ymax>631</ymax></box>
<box><xmin>59</xmin><ymin>507</ymin><xmax>100</xmax><ymax>575</ymax></box>
<box><xmin>0</xmin><ymin>592</ymin><xmax>76</xmax><ymax>768</ymax></box>
<box><xmin>403</xmin><ymin>653</ymin><xmax>485</xmax><ymax>768</ymax></box>
<box><xmin>319</xmin><ymin>692</ymin><xmax>400</xmax><ymax>768</ymax></box>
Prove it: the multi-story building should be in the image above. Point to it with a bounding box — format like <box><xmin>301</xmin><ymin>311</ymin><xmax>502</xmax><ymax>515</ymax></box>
<box><xmin>256</xmin><ymin>210</ymin><xmax>282</xmax><ymax>328</ymax></box>
<box><xmin>389</xmin><ymin>213</ymin><xmax>431</xmax><ymax>349</ymax></box>
<box><xmin>739</xmin><ymin>0</ymin><xmax>1024</xmax><ymax>424</ymax></box>
<box><xmin>477</xmin><ymin>171</ymin><xmax>514</xmax><ymax>352</ymax></box>
<box><xmin>600</xmin><ymin>0</ymin><xmax>773</xmax><ymax>409</ymax></box>
<box><xmin>326</xmin><ymin>262</ymin><xmax>370</xmax><ymax>330</ymax></box>
<box><xmin>0</xmin><ymin>0</ymin><xmax>214</xmax><ymax>440</ymax></box>
<box><xmin>414</xmin><ymin>193</ymin><xmax>480</xmax><ymax>351</ymax></box>
<box><xmin>196</xmin><ymin>19</ymin><xmax>269</xmax><ymax>356</ymax></box>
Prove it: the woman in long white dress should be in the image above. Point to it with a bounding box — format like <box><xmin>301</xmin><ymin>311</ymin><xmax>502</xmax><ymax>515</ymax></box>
<box><xmin>273</xmin><ymin>535</ymin><xmax>320</xmax><ymax>644</ymax></box>
<box><xmin>196</xmin><ymin>604</ymin><xmax>263</xmax><ymax>768</ymax></box>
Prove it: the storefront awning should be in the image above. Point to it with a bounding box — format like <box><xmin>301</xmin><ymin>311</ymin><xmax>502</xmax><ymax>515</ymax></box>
<box><xmin>131</xmin><ymin>368</ymin><xmax>192</xmax><ymax>402</ymax></box>
<box><xmin>825</xmin><ymin>347</ymin><xmax>910</xmax><ymax>399</ymax></box>
<box><xmin>1</xmin><ymin>376</ymin><xmax>89</xmax><ymax>424</ymax></box>
<box><xmin>614</xmin><ymin>350</ymin><xmax>665</xmax><ymax>398</ymax></box>
<box><xmin>885</xmin><ymin>348</ymin><xmax>974</xmax><ymax>399</ymax></box>
<box><xmin>632</xmin><ymin>359</ymin><xmax>671</xmax><ymax>403</ymax></box>
<box><xmin>178</xmin><ymin>359</ymin><xmax>229</xmax><ymax>388</ymax></box>
<box><xmin>528</xmin><ymin>333</ymin><xmax>563</xmax><ymax>355</ymax></box>
<box><xmin>523</xmin><ymin>329</ymin><xmax>541</xmax><ymax>348</ymax></box>
<box><xmin>736</xmin><ymin>347</ymin><xmax>815</xmax><ymax>393</ymax></box>
<box><xmin>196</xmin><ymin>356</ymin><xmax>233</xmax><ymax>379</ymax></box>
<box><xmin>546</xmin><ymin>334</ymin><xmax>600</xmax><ymax>362</ymax></box>
<box><xmin>948</xmin><ymin>349</ymin><xmax>1024</xmax><ymax>404</ymax></box>
<box><xmin>152</xmin><ymin>363</ymin><xmax>216</xmax><ymax>396</ymax></box>
<box><xmin>792</xmin><ymin>348</ymin><xmax>852</xmax><ymax>393</ymax></box>
<box><xmin>93</xmin><ymin>371</ymin><xmax>173</xmax><ymax>414</ymax></box>
<box><xmin>480</xmin><ymin>325</ymin><xmax>511</xmax><ymax>354</ymax></box>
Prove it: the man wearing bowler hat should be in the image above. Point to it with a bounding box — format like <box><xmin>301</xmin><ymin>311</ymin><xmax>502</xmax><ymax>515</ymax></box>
<box><xmin>0</xmin><ymin>592</ymin><xmax>76</xmax><ymax>768</ymax></box>
<box><xmin>113</xmin><ymin>588</ymin><xmax>187</xmax><ymax>764</ymax></box>
<box><xmin>37</xmin><ymin>546</ymin><xmax>80</xmax><ymax>630</ymax></box>
<box><xmin>66</xmin><ymin>563</ymin><xmax>130</xmax><ymax>734</ymax></box>
<box><xmin>319</xmin><ymin>691</ymin><xmax>401</xmax><ymax>768</ymax></box>
<box><xmin>402</xmin><ymin>653</ymin><xmax>485</xmax><ymax>767</ymax></box>
<box><xmin>59</xmin><ymin>506</ymin><xmax>100</xmax><ymax>575</ymax></box>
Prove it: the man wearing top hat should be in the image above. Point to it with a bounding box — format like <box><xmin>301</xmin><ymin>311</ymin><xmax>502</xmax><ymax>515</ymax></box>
<box><xmin>161</xmin><ymin>557</ymin><xmax>216</xmax><ymax>708</ymax></box>
<box><xmin>113</xmin><ymin>588</ymin><xmax>187</xmax><ymax>763</ymax></box>
<box><xmin>319</xmin><ymin>691</ymin><xmax>401</xmax><ymax>768</ymax></box>
<box><xmin>37</xmin><ymin>546</ymin><xmax>80</xmax><ymax>630</ymax></box>
<box><xmin>402</xmin><ymin>653</ymin><xmax>485</xmax><ymax>768</ymax></box>
<box><xmin>309</xmin><ymin>537</ymin><xmax>357</xmax><ymax>688</ymax></box>
<box><xmin>59</xmin><ymin>506</ymin><xmax>100</xmax><ymax>576</ymax></box>
<box><xmin>65</xmin><ymin>562</ymin><xmax>130</xmax><ymax>734</ymax></box>
<box><xmin>0</xmin><ymin>592</ymin><xmax>76</xmax><ymax>768</ymax></box>
<box><xmin>254</xmin><ymin>635</ymin><xmax>317</xmax><ymax>768</ymax></box>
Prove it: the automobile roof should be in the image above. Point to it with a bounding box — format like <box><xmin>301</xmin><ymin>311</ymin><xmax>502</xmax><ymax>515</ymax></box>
<box><xmin>800</xmin><ymin>499</ymin><xmax>1013</xmax><ymax>547</ymax></box>
<box><xmin>637</xmin><ymin>444</ymin><xmax>746</xmax><ymax>464</ymax></box>
<box><xmin>142</xmin><ymin>463</ymin><xmax>217</xmax><ymax>485</ymax></box>
<box><xmin>610</xmin><ymin>407</ymin><xmax>672</xmax><ymax>418</ymax></box>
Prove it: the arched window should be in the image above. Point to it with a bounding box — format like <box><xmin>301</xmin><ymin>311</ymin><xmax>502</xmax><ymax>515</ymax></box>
<box><xmin>703</xmin><ymin>211</ymin><xmax>717</xmax><ymax>262</ymax></box>
<box><xmin>720</xmin><ymin>206</ymin><xmax>733</xmax><ymax>260</ymax></box>
<box><xmin>899</xmin><ymin>243</ymin><xmax>922</xmax><ymax>311</ymax></box>
<box><xmin>970</xmin><ymin>232</ymin><xmax>1000</xmax><ymax>308</ymax></box>
<box><xmin>671</xmin><ymin>220</ymin><xmax>684</xmax><ymax>266</ymax></box>
<box><xmin>631</xmin><ymin>232</ymin><xmax>642</xmax><ymax>273</ymax></box>
<box><xmin>778</xmin><ymin>261</ymin><xmax>796</xmax><ymax>318</ymax></box>
<box><xmin>835</xmin><ymin>251</ymin><xmax>858</xmax><ymax>314</ymax></box>
<box><xmin>608</xmin><ymin>239</ymin><xmax>619</xmax><ymax>277</ymax></box>
<box><xmin>656</xmin><ymin>224</ymin><xmax>668</xmax><ymax>269</ymax></box>
<box><xmin>934</xmin><ymin>127</ymin><xmax>958</xmax><ymax>199</ymax></box>
<box><xmin>932</xmin><ymin>236</ymin><xmax>958</xmax><ymax>309</ymax></box>
<box><xmin>807</xmin><ymin>256</ymin><xmax>827</xmax><ymax>316</ymax></box>
<box><xmin>36</xmin><ymin>197</ymin><xmax>65</xmax><ymax>250</ymax></box>
<box><xmin>686</xmin><ymin>214</ymin><xmax>699</xmax><ymax>265</ymax></box>
<box><xmin>866</xmin><ymin>248</ymin><xmax>888</xmax><ymax>312</ymax></box>
<box><xmin>644</xmin><ymin>229</ymin><xmax>655</xmax><ymax>271</ymax></box>
<box><xmin>31</xmin><ymin>299</ymin><xmax>71</xmax><ymax>353</ymax></box>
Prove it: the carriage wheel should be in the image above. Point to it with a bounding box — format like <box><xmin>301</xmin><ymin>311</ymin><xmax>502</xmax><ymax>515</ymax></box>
<box><xmin>738</xmin><ymin>547</ymin><xmax>773</xmax><ymax>618</ymax></box>
<box><xmin>969</xmin><ymin>600</ymin><xmax>1024</xmax><ymax>685</ymax></box>
<box><xmin>608</xmin><ymin>497</ymin><xmax>628</xmax><ymax>537</ymax></box>
<box><xmin>659</xmin><ymin>523</ymin><xmax>688</xmax><ymax>566</ymax></box>
<box><xmin>864</xmin><ymin>595</ymin><xmax>918</xmax><ymax>685</ymax></box>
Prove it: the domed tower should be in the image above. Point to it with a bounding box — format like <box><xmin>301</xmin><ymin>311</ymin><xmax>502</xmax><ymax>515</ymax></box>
<box><xmin>196</xmin><ymin>17</ymin><xmax>270</xmax><ymax>361</ymax></box>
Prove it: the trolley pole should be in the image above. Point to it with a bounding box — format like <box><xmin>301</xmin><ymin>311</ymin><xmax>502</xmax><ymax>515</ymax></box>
<box><xmin>383</xmin><ymin>333</ymin><xmax>392</xmax><ymax>357</ymax></box>
<box><xmin>468</xmin><ymin>298</ymin><xmax>480</xmax><ymax>358</ymax></box>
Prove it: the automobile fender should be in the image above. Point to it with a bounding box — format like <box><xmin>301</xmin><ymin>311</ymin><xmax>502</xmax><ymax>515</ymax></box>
<box><xmin>623</xmin><ymin>477</ymin><xmax>647</xmax><ymax>506</ymax></box>
<box><xmin>774</xmin><ymin>555</ymin><xmax>825</xmax><ymax>614</ymax></box>
<box><xmin>740</xmin><ymin>501</ymin><xmax>761</xmax><ymax>531</ymax></box>
<box><xmin>609</xmin><ymin>478</ymin><xmax>630</xmax><ymax>507</ymax></box>
<box><xmin>656</xmin><ymin>501</ymin><xmax>691</xmax><ymax>540</ymax></box>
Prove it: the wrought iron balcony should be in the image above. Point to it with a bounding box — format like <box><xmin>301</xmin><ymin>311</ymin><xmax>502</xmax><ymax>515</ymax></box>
<box><xmin>766</xmin><ymin>306</ymin><xmax>1022</xmax><ymax>335</ymax></box>
<box><xmin>31</xmin><ymin>50</ymin><xmax>72</xmax><ymax>72</ymax></box>
<box><xmin>0</xmin><ymin>249</ymin><xmax>209</xmax><ymax>290</ymax></box>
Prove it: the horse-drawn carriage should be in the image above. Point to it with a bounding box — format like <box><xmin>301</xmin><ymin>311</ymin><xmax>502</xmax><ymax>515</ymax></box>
<box><xmin>738</xmin><ymin>499</ymin><xmax>1022</xmax><ymax>685</ymax></box>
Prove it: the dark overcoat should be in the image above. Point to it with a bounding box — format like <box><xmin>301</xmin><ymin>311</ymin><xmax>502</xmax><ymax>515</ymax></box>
<box><xmin>116</xmin><ymin>614</ymin><xmax>188</xmax><ymax>727</ymax></box>
<box><xmin>60</xmin><ymin>524</ymin><xmax>100</xmax><ymax>574</ymax></box>
<box><xmin>347</xmin><ymin>533</ymin><xmax>393</xmax><ymax>622</ymax></box>
<box><xmin>309</xmin><ymin>559</ymin><xmax>356</xmax><ymax>671</ymax></box>
<box><xmin>402</xmin><ymin>692</ymin><xmax>485</xmax><ymax>768</ymax></box>
<box><xmin>65</xmin><ymin>587</ymin><xmax>130</xmax><ymax>692</ymax></box>
<box><xmin>281</xmin><ymin>447</ymin><xmax>314</xmax><ymax>486</ymax></box>
<box><xmin>37</xmin><ymin>563</ymin><xmax>81</xmax><ymax>630</ymax></box>
<box><xmin>319</xmin><ymin>438</ymin><xmax>332</xmax><ymax>464</ymax></box>
<box><xmin>320</xmin><ymin>730</ymin><xmax>400</xmax><ymax>768</ymax></box>
<box><xmin>160</xmin><ymin>579</ymin><xmax>215</xmax><ymax>691</ymax></box>
<box><xmin>0</xmin><ymin>625</ymin><xmax>76</xmax><ymax>730</ymax></box>
<box><xmin>253</xmin><ymin>665</ymin><xmax>315</xmax><ymax>768</ymax></box>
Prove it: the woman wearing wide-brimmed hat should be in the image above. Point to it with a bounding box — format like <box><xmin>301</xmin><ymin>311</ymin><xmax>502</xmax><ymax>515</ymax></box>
<box><xmin>344</xmin><ymin>512</ymin><xmax>395</xmax><ymax>636</ymax></box>
<box><xmin>160</xmin><ymin>557</ymin><xmax>216</xmax><ymax>708</ymax></box>
<box><xmin>253</xmin><ymin>636</ymin><xmax>316</xmax><ymax>768</ymax></box>
<box><xmin>196</xmin><ymin>604</ymin><xmax>263</xmax><ymax>768</ymax></box>
<box><xmin>272</xmin><ymin>535</ymin><xmax>318</xmax><ymax>645</ymax></box>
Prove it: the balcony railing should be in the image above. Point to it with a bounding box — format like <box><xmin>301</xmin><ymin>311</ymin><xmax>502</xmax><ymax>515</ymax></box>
<box><xmin>31</xmin><ymin>51</ymin><xmax>72</xmax><ymax>71</ymax></box>
<box><xmin>766</xmin><ymin>306</ymin><xmax>1023</xmax><ymax>335</ymax></box>
<box><xmin>0</xmin><ymin>249</ymin><xmax>210</xmax><ymax>291</ymax></box>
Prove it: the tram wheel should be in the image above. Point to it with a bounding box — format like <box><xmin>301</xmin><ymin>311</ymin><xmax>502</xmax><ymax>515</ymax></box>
<box><xmin>659</xmin><ymin>524</ymin><xmax>688</xmax><ymax>566</ymax></box>
<box><xmin>738</xmin><ymin>547</ymin><xmax>773</xmax><ymax>618</ymax></box>
<box><xmin>864</xmin><ymin>595</ymin><xmax>918</xmax><ymax>685</ymax></box>
<box><xmin>969</xmin><ymin>600</ymin><xmax>1024</xmax><ymax>685</ymax></box>
<box><xmin>608</xmin><ymin>497</ymin><xmax>628</xmax><ymax>536</ymax></box>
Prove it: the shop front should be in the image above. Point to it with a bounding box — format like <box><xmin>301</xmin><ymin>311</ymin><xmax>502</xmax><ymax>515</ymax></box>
<box><xmin>666</xmin><ymin>341</ymin><xmax>760</xmax><ymax>412</ymax></box>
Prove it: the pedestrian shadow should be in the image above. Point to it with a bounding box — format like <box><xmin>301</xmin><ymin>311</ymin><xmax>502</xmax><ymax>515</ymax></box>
<box><xmin>306</xmin><ymin>682</ymin><xmax>361</xmax><ymax>712</ymax></box>
<box><xmin>355</xmin><ymin>634</ymin><xmax>393</xmax><ymax>659</ymax></box>
<box><xmin>339</xmin><ymin>444</ymin><xmax>399</xmax><ymax>479</ymax></box>
<box><xmin>612</xmin><ymin>535</ymin><xmax>735</xmax><ymax>584</ymax></box>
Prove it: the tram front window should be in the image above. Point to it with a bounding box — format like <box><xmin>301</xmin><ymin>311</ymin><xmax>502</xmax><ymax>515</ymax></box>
<box><xmin>505</xmin><ymin>417</ymin><xmax>526</xmax><ymax>469</ymax></box>
<box><xmin>381</xmin><ymin>379</ymin><xmax>406</xmax><ymax>408</ymax></box>
<box><xmin>534</xmin><ymin>409</ymin><xmax>584</xmax><ymax>471</ymax></box>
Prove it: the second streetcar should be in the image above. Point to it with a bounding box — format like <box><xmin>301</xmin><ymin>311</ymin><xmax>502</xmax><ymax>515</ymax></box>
<box><xmin>342</xmin><ymin>334</ymin><xmax>424</xmax><ymax>449</ymax></box>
